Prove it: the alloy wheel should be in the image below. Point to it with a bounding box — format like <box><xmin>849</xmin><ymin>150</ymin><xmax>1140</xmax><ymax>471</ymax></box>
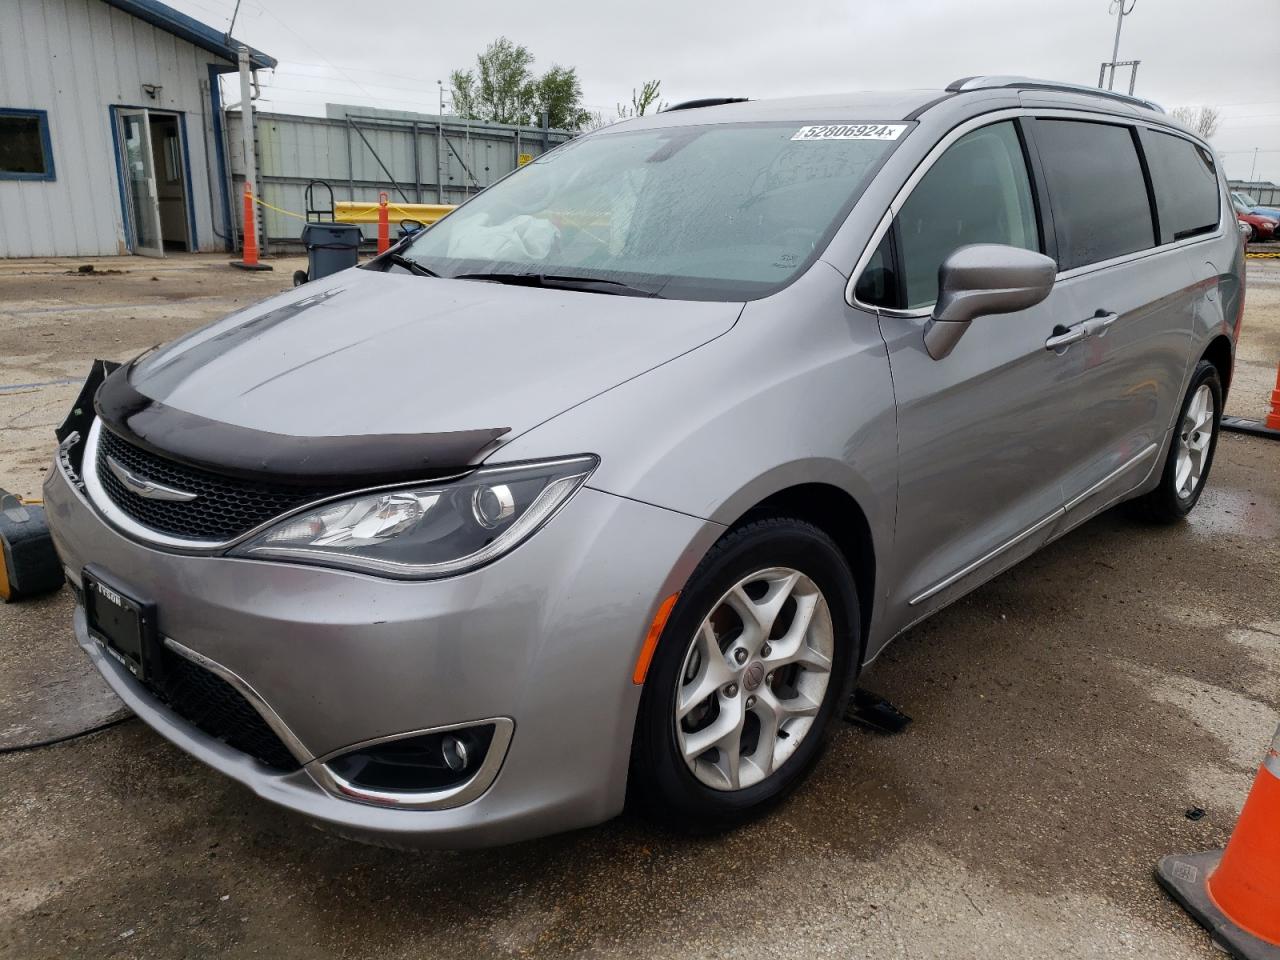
<box><xmin>1175</xmin><ymin>383</ymin><xmax>1215</xmax><ymax>500</ymax></box>
<box><xmin>674</xmin><ymin>567</ymin><xmax>834</xmax><ymax>791</ymax></box>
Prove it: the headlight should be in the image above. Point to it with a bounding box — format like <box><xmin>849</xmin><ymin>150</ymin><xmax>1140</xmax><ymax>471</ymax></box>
<box><xmin>229</xmin><ymin>456</ymin><xmax>597</xmax><ymax>579</ymax></box>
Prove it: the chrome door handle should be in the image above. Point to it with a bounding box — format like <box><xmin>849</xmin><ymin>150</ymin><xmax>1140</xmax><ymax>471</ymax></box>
<box><xmin>1083</xmin><ymin>312</ymin><xmax>1118</xmax><ymax>337</ymax></box>
<box><xmin>1045</xmin><ymin>324</ymin><xmax>1088</xmax><ymax>351</ymax></box>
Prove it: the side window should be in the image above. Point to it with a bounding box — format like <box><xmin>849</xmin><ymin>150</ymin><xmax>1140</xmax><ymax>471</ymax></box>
<box><xmin>1033</xmin><ymin>119</ymin><xmax>1154</xmax><ymax>270</ymax></box>
<box><xmin>853</xmin><ymin>231</ymin><xmax>898</xmax><ymax>308</ymax></box>
<box><xmin>1143</xmin><ymin>130</ymin><xmax>1219</xmax><ymax>243</ymax></box>
<box><xmin>895</xmin><ymin>121</ymin><xmax>1039</xmax><ymax>309</ymax></box>
<box><xmin>0</xmin><ymin>109</ymin><xmax>55</xmax><ymax>181</ymax></box>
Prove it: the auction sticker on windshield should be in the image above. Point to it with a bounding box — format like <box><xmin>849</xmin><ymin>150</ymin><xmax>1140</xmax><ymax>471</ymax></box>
<box><xmin>792</xmin><ymin>124</ymin><xmax>906</xmax><ymax>141</ymax></box>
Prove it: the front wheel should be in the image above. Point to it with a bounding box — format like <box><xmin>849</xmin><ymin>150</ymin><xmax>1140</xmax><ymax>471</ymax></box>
<box><xmin>629</xmin><ymin>518</ymin><xmax>860</xmax><ymax>830</ymax></box>
<box><xmin>1131</xmin><ymin>359</ymin><xmax>1222</xmax><ymax>522</ymax></box>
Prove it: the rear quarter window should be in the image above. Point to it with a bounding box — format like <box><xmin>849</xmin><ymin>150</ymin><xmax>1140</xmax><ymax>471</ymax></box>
<box><xmin>1032</xmin><ymin>119</ymin><xmax>1155</xmax><ymax>271</ymax></box>
<box><xmin>1142</xmin><ymin>130</ymin><xmax>1220</xmax><ymax>242</ymax></box>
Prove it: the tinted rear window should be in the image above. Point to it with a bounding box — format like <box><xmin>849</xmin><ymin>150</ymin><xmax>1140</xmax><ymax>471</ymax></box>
<box><xmin>1034</xmin><ymin>119</ymin><xmax>1154</xmax><ymax>271</ymax></box>
<box><xmin>1143</xmin><ymin>130</ymin><xmax>1220</xmax><ymax>242</ymax></box>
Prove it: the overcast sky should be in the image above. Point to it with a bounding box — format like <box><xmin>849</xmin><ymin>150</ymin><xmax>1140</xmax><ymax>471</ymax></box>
<box><xmin>180</xmin><ymin>0</ymin><xmax>1280</xmax><ymax>183</ymax></box>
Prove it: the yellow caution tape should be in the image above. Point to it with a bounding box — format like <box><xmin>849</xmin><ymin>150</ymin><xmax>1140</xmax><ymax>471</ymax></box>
<box><xmin>251</xmin><ymin>195</ymin><xmax>309</xmax><ymax>222</ymax></box>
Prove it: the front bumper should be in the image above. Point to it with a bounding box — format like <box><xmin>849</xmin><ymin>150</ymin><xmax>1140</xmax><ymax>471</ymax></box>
<box><xmin>44</xmin><ymin>461</ymin><xmax>719</xmax><ymax>848</ymax></box>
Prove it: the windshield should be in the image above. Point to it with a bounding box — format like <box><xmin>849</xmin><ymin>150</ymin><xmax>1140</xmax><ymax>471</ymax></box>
<box><xmin>401</xmin><ymin>121</ymin><xmax>906</xmax><ymax>300</ymax></box>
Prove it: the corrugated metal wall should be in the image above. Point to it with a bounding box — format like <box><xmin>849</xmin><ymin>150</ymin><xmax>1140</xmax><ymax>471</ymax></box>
<box><xmin>1230</xmin><ymin>181</ymin><xmax>1279</xmax><ymax>206</ymax></box>
<box><xmin>225</xmin><ymin>110</ymin><xmax>573</xmax><ymax>247</ymax></box>
<box><xmin>0</xmin><ymin>0</ymin><xmax>230</xmax><ymax>257</ymax></box>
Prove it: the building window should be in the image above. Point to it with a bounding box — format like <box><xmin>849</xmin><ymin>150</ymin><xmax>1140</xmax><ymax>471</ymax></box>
<box><xmin>0</xmin><ymin>108</ymin><xmax>55</xmax><ymax>181</ymax></box>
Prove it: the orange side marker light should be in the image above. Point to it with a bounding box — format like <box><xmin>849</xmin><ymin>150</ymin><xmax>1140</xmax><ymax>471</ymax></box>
<box><xmin>632</xmin><ymin>592</ymin><xmax>680</xmax><ymax>685</ymax></box>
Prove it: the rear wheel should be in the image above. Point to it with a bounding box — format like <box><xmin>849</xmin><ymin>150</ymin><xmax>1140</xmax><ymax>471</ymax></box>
<box><xmin>1131</xmin><ymin>360</ymin><xmax>1222</xmax><ymax>522</ymax></box>
<box><xmin>629</xmin><ymin>518</ymin><xmax>860</xmax><ymax>830</ymax></box>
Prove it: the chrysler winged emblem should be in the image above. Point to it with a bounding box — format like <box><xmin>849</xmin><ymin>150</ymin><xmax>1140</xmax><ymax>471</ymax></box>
<box><xmin>105</xmin><ymin>455</ymin><xmax>198</xmax><ymax>502</ymax></box>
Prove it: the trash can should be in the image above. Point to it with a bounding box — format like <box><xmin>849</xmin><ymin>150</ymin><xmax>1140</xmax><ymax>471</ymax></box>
<box><xmin>296</xmin><ymin>222</ymin><xmax>362</xmax><ymax>286</ymax></box>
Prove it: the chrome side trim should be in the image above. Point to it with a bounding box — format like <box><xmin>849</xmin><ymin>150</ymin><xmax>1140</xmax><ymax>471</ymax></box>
<box><xmin>908</xmin><ymin>507</ymin><xmax>1064</xmax><ymax>607</ymax></box>
<box><xmin>307</xmin><ymin>718</ymin><xmax>515</xmax><ymax>811</ymax></box>
<box><xmin>844</xmin><ymin>106</ymin><xmax>1225</xmax><ymax>313</ymax></box>
<box><xmin>1063</xmin><ymin>443</ymin><xmax>1159</xmax><ymax>513</ymax></box>
<box><xmin>162</xmin><ymin>636</ymin><xmax>314</xmax><ymax>765</ymax></box>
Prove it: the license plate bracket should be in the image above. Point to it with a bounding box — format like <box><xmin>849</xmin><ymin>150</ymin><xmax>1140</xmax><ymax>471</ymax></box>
<box><xmin>82</xmin><ymin>566</ymin><xmax>161</xmax><ymax>682</ymax></box>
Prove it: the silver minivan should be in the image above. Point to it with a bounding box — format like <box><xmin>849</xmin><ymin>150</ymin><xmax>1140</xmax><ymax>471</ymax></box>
<box><xmin>45</xmin><ymin>76</ymin><xmax>1243</xmax><ymax>848</ymax></box>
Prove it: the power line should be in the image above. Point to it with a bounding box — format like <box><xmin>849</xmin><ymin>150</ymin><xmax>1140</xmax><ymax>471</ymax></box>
<box><xmin>237</xmin><ymin>0</ymin><xmax>382</xmax><ymax>104</ymax></box>
<box><xmin>225</xmin><ymin>0</ymin><xmax>243</xmax><ymax>40</ymax></box>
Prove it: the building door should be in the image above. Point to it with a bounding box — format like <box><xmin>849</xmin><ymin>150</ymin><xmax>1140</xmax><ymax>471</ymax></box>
<box><xmin>116</xmin><ymin>109</ymin><xmax>191</xmax><ymax>257</ymax></box>
<box><xmin>118</xmin><ymin>109</ymin><xmax>165</xmax><ymax>257</ymax></box>
<box><xmin>148</xmin><ymin>114</ymin><xmax>191</xmax><ymax>252</ymax></box>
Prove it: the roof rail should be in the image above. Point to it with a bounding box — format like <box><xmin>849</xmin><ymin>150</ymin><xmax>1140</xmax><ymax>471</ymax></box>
<box><xmin>663</xmin><ymin>97</ymin><xmax>749</xmax><ymax>112</ymax></box>
<box><xmin>945</xmin><ymin>76</ymin><xmax>1164</xmax><ymax>114</ymax></box>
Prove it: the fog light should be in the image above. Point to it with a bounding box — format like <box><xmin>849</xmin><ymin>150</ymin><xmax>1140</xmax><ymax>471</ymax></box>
<box><xmin>326</xmin><ymin>724</ymin><xmax>495</xmax><ymax>793</ymax></box>
<box><xmin>442</xmin><ymin>734</ymin><xmax>469</xmax><ymax>772</ymax></box>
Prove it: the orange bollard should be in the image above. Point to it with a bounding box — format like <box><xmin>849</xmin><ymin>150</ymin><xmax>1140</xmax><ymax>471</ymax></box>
<box><xmin>230</xmin><ymin>185</ymin><xmax>272</xmax><ymax>271</ymax></box>
<box><xmin>1158</xmin><ymin>722</ymin><xmax>1280</xmax><ymax>958</ymax></box>
<box><xmin>377</xmin><ymin>192</ymin><xmax>390</xmax><ymax>254</ymax></box>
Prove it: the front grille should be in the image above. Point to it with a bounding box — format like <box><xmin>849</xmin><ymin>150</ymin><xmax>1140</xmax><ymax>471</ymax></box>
<box><xmin>151</xmin><ymin>649</ymin><xmax>300</xmax><ymax>772</ymax></box>
<box><xmin>96</xmin><ymin>427</ymin><xmax>331</xmax><ymax>541</ymax></box>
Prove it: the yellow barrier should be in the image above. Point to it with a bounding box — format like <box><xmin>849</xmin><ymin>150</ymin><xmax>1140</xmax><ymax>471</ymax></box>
<box><xmin>334</xmin><ymin>201</ymin><xmax>455</xmax><ymax>226</ymax></box>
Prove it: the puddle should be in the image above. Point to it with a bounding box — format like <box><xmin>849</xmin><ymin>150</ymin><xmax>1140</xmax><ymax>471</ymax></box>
<box><xmin>1186</xmin><ymin>485</ymin><xmax>1279</xmax><ymax>540</ymax></box>
<box><xmin>1119</xmin><ymin>660</ymin><xmax>1278</xmax><ymax>772</ymax></box>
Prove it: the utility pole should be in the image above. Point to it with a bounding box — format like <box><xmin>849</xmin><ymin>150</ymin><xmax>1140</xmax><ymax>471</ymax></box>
<box><xmin>237</xmin><ymin>45</ymin><xmax>258</xmax><ymax>235</ymax></box>
<box><xmin>436</xmin><ymin>80</ymin><xmax>445</xmax><ymax>204</ymax></box>
<box><xmin>1101</xmin><ymin>0</ymin><xmax>1137</xmax><ymax>91</ymax></box>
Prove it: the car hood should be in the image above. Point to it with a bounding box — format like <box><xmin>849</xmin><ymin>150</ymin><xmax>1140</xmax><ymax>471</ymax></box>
<box><xmin>128</xmin><ymin>268</ymin><xmax>742</xmax><ymax>445</ymax></box>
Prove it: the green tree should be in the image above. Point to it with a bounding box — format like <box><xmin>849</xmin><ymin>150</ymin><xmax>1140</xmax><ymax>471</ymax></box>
<box><xmin>448</xmin><ymin>38</ymin><xmax>591</xmax><ymax>131</ymax></box>
<box><xmin>535</xmin><ymin>65</ymin><xmax>591</xmax><ymax>130</ymax></box>
<box><xmin>449</xmin><ymin>37</ymin><xmax>536</xmax><ymax>125</ymax></box>
<box><xmin>619</xmin><ymin>80</ymin><xmax>665</xmax><ymax>118</ymax></box>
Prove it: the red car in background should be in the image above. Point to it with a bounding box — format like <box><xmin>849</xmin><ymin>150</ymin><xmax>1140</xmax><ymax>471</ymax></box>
<box><xmin>1235</xmin><ymin>201</ymin><xmax>1278</xmax><ymax>241</ymax></box>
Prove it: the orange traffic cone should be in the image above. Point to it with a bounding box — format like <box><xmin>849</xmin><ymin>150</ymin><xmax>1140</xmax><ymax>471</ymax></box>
<box><xmin>231</xmin><ymin>184</ymin><xmax>272</xmax><ymax>271</ymax></box>
<box><xmin>1267</xmin><ymin>364</ymin><xmax>1280</xmax><ymax>432</ymax></box>
<box><xmin>1157</xmin><ymin>723</ymin><xmax>1280</xmax><ymax>959</ymax></box>
<box><xmin>1221</xmin><ymin>361</ymin><xmax>1280</xmax><ymax>441</ymax></box>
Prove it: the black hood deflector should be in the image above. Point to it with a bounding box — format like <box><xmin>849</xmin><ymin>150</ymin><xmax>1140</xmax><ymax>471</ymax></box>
<box><xmin>94</xmin><ymin>363</ymin><xmax>509</xmax><ymax>486</ymax></box>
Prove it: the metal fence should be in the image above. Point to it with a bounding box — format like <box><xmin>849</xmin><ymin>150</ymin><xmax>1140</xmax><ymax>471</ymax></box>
<box><xmin>1230</xmin><ymin>181</ymin><xmax>1280</xmax><ymax>207</ymax></box>
<box><xmin>225</xmin><ymin>107</ymin><xmax>574</xmax><ymax>250</ymax></box>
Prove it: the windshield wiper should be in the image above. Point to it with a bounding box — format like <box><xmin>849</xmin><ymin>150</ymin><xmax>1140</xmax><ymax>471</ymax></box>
<box><xmin>452</xmin><ymin>272</ymin><xmax>660</xmax><ymax>298</ymax></box>
<box><xmin>385</xmin><ymin>253</ymin><xmax>439</xmax><ymax>277</ymax></box>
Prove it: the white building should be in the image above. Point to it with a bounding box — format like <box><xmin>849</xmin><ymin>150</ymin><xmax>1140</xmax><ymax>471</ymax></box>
<box><xmin>0</xmin><ymin>0</ymin><xmax>273</xmax><ymax>258</ymax></box>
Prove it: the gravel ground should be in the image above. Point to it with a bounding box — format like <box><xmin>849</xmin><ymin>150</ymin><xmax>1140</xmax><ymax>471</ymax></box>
<box><xmin>1</xmin><ymin>253</ymin><xmax>1278</xmax><ymax>959</ymax></box>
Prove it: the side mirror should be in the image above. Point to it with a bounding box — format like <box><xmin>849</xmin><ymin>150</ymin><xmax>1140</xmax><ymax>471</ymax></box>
<box><xmin>924</xmin><ymin>244</ymin><xmax>1057</xmax><ymax>360</ymax></box>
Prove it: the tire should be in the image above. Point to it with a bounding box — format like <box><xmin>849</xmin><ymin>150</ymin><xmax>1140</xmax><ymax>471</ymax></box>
<box><xmin>1131</xmin><ymin>359</ymin><xmax>1222</xmax><ymax>523</ymax></box>
<box><xmin>629</xmin><ymin>517</ymin><xmax>861</xmax><ymax>831</ymax></box>
<box><xmin>292</xmin><ymin>269</ymin><xmax>308</xmax><ymax>287</ymax></box>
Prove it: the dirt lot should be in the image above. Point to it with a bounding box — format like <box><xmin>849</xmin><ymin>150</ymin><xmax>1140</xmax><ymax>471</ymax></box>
<box><xmin>1</xmin><ymin>253</ymin><xmax>1278</xmax><ymax>959</ymax></box>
